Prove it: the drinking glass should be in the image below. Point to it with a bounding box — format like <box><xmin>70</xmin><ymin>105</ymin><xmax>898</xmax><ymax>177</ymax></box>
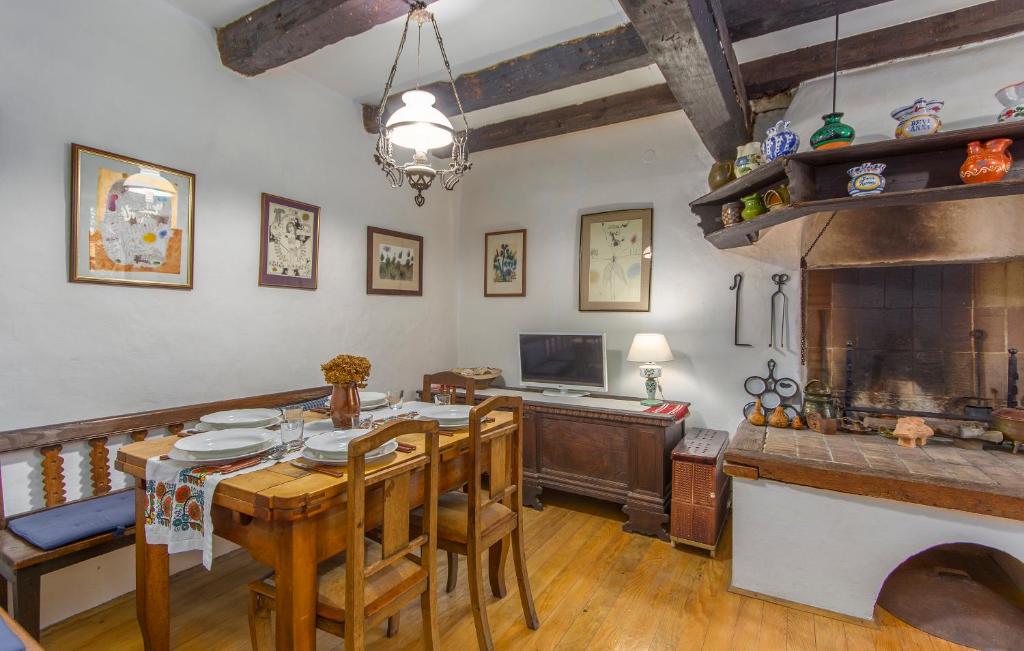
<box><xmin>433</xmin><ymin>393</ymin><xmax>451</xmax><ymax>406</ymax></box>
<box><xmin>355</xmin><ymin>414</ymin><xmax>374</xmax><ymax>429</ymax></box>
<box><xmin>279</xmin><ymin>405</ymin><xmax>304</xmax><ymax>444</ymax></box>
<box><xmin>387</xmin><ymin>389</ymin><xmax>404</xmax><ymax>411</ymax></box>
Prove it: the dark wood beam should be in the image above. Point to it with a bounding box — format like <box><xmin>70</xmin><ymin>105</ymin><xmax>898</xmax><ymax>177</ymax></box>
<box><xmin>722</xmin><ymin>0</ymin><xmax>889</xmax><ymax>42</ymax></box>
<box><xmin>617</xmin><ymin>0</ymin><xmax>750</xmax><ymax>160</ymax></box>
<box><xmin>742</xmin><ymin>0</ymin><xmax>1024</xmax><ymax>99</ymax></box>
<box><xmin>217</xmin><ymin>0</ymin><xmax>439</xmax><ymax>76</ymax></box>
<box><xmin>361</xmin><ymin>24</ymin><xmax>652</xmax><ymax>132</ymax></box>
<box><xmin>437</xmin><ymin>84</ymin><xmax>678</xmax><ymax>156</ymax></box>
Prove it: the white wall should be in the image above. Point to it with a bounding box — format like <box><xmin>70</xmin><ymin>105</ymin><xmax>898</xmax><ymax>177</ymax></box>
<box><xmin>454</xmin><ymin>113</ymin><xmax>802</xmax><ymax>431</ymax></box>
<box><xmin>0</xmin><ymin>0</ymin><xmax>458</xmax><ymax>626</ymax></box>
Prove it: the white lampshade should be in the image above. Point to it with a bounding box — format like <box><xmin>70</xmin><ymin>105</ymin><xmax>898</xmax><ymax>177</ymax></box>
<box><xmin>385</xmin><ymin>89</ymin><xmax>454</xmax><ymax>153</ymax></box>
<box><xmin>627</xmin><ymin>333</ymin><xmax>674</xmax><ymax>363</ymax></box>
<box><xmin>123</xmin><ymin>168</ymin><xmax>175</xmax><ymax>199</ymax></box>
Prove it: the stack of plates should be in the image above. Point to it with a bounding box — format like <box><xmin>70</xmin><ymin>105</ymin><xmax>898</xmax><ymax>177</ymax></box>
<box><xmin>420</xmin><ymin>405</ymin><xmax>472</xmax><ymax>430</ymax></box>
<box><xmin>301</xmin><ymin>429</ymin><xmax>398</xmax><ymax>466</ymax></box>
<box><xmin>359</xmin><ymin>391</ymin><xmax>388</xmax><ymax>410</ymax></box>
<box><xmin>200</xmin><ymin>408</ymin><xmax>281</xmax><ymax>429</ymax></box>
<box><xmin>170</xmin><ymin>428</ymin><xmax>276</xmax><ymax>463</ymax></box>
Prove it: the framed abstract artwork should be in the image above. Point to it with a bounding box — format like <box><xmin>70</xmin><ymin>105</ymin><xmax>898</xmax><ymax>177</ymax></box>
<box><xmin>579</xmin><ymin>208</ymin><xmax>652</xmax><ymax>312</ymax></box>
<box><xmin>366</xmin><ymin>226</ymin><xmax>423</xmax><ymax>296</ymax></box>
<box><xmin>484</xmin><ymin>229</ymin><xmax>526</xmax><ymax>297</ymax></box>
<box><xmin>70</xmin><ymin>144</ymin><xmax>195</xmax><ymax>288</ymax></box>
<box><xmin>258</xmin><ymin>193</ymin><xmax>320</xmax><ymax>290</ymax></box>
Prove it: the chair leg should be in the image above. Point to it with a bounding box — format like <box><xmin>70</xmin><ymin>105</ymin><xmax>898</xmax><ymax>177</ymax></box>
<box><xmin>511</xmin><ymin>525</ymin><xmax>539</xmax><ymax>630</ymax></box>
<box><xmin>248</xmin><ymin>592</ymin><xmax>273</xmax><ymax>651</ymax></box>
<box><xmin>11</xmin><ymin>570</ymin><xmax>41</xmax><ymax>640</ymax></box>
<box><xmin>386</xmin><ymin>613</ymin><xmax>400</xmax><ymax>637</ymax></box>
<box><xmin>446</xmin><ymin>551</ymin><xmax>459</xmax><ymax>593</ymax></box>
<box><xmin>488</xmin><ymin>538</ymin><xmax>508</xmax><ymax>598</ymax></box>
<box><xmin>466</xmin><ymin>549</ymin><xmax>494</xmax><ymax>651</ymax></box>
<box><xmin>0</xmin><ymin>577</ymin><xmax>8</xmax><ymax>612</ymax></box>
<box><xmin>420</xmin><ymin>577</ymin><xmax>440</xmax><ymax>650</ymax></box>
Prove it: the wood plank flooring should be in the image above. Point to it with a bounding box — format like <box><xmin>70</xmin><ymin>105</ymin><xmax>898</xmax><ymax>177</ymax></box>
<box><xmin>41</xmin><ymin>491</ymin><xmax>973</xmax><ymax>650</ymax></box>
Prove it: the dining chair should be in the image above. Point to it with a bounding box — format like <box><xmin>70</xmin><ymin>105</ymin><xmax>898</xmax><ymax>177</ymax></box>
<box><xmin>247</xmin><ymin>419</ymin><xmax>441</xmax><ymax>651</ymax></box>
<box><xmin>422</xmin><ymin>370</ymin><xmax>476</xmax><ymax>405</ymax></box>
<box><xmin>414</xmin><ymin>395</ymin><xmax>539</xmax><ymax>651</ymax></box>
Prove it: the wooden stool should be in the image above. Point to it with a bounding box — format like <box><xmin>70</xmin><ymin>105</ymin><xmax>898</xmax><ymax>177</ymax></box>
<box><xmin>670</xmin><ymin>428</ymin><xmax>730</xmax><ymax>557</ymax></box>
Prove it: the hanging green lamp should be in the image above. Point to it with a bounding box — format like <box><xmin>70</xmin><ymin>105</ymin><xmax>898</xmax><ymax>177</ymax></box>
<box><xmin>810</xmin><ymin>14</ymin><xmax>855</xmax><ymax>150</ymax></box>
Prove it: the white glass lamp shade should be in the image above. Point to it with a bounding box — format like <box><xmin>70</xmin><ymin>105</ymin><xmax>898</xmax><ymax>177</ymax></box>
<box><xmin>385</xmin><ymin>89</ymin><xmax>454</xmax><ymax>153</ymax></box>
<box><xmin>123</xmin><ymin>168</ymin><xmax>176</xmax><ymax>199</ymax></box>
<box><xmin>627</xmin><ymin>333</ymin><xmax>674</xmax><ymax>363</ymax></box>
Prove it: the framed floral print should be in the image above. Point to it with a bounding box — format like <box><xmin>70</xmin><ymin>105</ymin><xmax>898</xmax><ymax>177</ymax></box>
<box><xmin>484</xmin><ymin>229</ymin><xmax>526</xmax><ymax>297</ymax></box>
<box><xmin>70</xmin><ymin>144</ymin><xmax>195</xmax><ymax>289</ymax></box>
<box><xmin>579</xmin><ymin>208</ymin><xmax>652</xmax><ymax>312</ymax></box>
<box><xmin>258</xmin><ymin>193</ymin><xmax>320</xmax><ymax>290</ymax></box>
<box><xmin>366</xmin><ymin>226</ymin><xmax>423</xmax><ymax>296</ymax></box>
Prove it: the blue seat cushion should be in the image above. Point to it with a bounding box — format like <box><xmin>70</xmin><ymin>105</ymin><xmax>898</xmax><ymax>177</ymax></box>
<box><xmin>0</xmin><ymin>616</ymin><xmax>24</xmax><ymax>651</ymax></box>
<box><xmin>8</xmin><ymin>491</ymin><xmax>134</xmax><ymax>551</ymax></box>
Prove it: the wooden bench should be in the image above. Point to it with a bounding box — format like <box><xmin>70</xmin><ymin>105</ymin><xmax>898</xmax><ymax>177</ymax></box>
<box><xmin>0</xmin><ymin>386</ymin><xmax>330</xmax><ymax>639</ymax></box>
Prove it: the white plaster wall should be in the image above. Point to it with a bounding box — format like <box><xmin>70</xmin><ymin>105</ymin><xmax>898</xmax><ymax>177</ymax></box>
<box><xmin>453</xmin><ymin>113</ymin><xmax>802</xmax><ymax>431</ymax></box>
<box><xmin>0</xmin><ymin>0</ymin><xmax>458</xmax><ymax>626</ymax></box>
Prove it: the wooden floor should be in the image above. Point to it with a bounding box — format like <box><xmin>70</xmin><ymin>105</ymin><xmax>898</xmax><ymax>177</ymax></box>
<box><xmin>42</xmin><ymin>492</ymin><xmax>973</xmax><ymax>650</ymax></box>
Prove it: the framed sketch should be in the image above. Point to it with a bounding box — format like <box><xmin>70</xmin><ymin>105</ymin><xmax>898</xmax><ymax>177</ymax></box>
<box><xmin>366</xmin><ymin>226</ymin><xmax>423</xmax><ymax>296</ymax></box>
<box><xmin>484</xmin><ymin>229</ymin><xmax>527</xmax><ymax>297</ymax></box>
<box><xmin>258</xmin><ymin>193</ymin><xmax>320</xmax><ymax>290</ymax></box>
<box><xmin>579</xmin><ymin>208</ymin><xmax>652</xmax><ymax>312</ymax></box>
<box><xmin>70</xmin><ymin>144</ymin><xmax>195</xmax><ymax>289</ymax></box>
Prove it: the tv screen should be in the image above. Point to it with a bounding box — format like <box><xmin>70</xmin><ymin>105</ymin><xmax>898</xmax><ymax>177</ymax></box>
<box><xmin>518</xmin><ymin>333</ymin><xmax>606</xmax><ymax>389</ymax></box>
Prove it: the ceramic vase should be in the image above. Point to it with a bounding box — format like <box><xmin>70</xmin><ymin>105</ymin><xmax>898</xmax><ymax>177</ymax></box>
<box><xmin>761</xmin><ymin>120</ymin><xmax>800</xmax><ymax>161</ymax></box>
<box><xmin>740</xmin><ymin>193</ymin><xmax>767</xmax><ymax>220</ymax></box>
<box><xmin>708</xmin><ymin>160</ymin><xmax>735</xmax><ymax>191</ymax></box>
<box><xmin>810</xmin><ymin>112</ymin><xmax>855</xmax><ymax>150</ymax></box>
<box><xmin>891</xmin><ymin>98</ymin><xmax>943</xmax><ymax>138</ymax></box>
<box><xmin>960</xmin><ymin>138</ymin><xmax>1013</xmax><ymax>184</ymax></box>
<box><xmin>763</xmin><ymin>185</ymin><xmax>790</xmax><ymax>211</ymax></box>
<box><xmin>329</xmin><ymin>382</ymin><xmax>361</xmax><ymax>428</ymax></box>
<box><xmin>995</xmin><ymin>82</ymin><xmax>1024</xmax><ymax>123</ymax></box>
<box><xmin>847</xmin><ymin>162</ymin><xmax>886</xmax><ymax>197</ymax></box>
<box><xmin>734</xmin><ymin>142</ymin><xmax>763</xmax><ymax>177</ymax></box>
<box><xmin>721</xmin><ymin>201</ymin><xmax>743</xmax><ymax>228</ymax></box>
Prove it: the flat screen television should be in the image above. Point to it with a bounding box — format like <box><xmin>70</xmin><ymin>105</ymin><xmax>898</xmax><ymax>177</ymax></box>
<box><xmin>517</xmin><ymin>332</ymin><xmax>608</xmax><ymax>397</ymax></box>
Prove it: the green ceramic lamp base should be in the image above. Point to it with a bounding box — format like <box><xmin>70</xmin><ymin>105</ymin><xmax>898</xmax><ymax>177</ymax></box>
<box><xmin>640</xmin><ymin>399</ymin><xmax>664</xmax><ymax>406</ymax></box>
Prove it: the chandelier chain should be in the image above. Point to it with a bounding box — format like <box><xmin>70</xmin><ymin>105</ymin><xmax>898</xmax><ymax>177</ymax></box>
<box><xmin>374</xmin><ymin>10</ymin><xmax>413</xmax><ymax>129</ymax></box>
<box><xmin>430</xmin><ymin>13</ymin><xmax>470</xmax><ymax>135</ymax></box>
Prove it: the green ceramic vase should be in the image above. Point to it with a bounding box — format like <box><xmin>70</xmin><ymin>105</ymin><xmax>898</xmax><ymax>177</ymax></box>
<box><xmin>740</xmin><ymin>193</ymin><xmax>766</xmax><ymax>220</ymax></box>
<box><xmin>810</xmin><ymin>112</ymin><xmax>856</xmax><ymax>150</ymax></box>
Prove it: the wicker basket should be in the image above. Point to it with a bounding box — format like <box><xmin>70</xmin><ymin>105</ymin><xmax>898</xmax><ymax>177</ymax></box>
<box><xmin>450</xmin><ymin>367</ymin><xmax>502</xmax><ymax>389</ymax></box>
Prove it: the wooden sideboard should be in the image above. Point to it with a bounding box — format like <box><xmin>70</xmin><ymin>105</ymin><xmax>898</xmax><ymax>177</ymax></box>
<box><xmin>476</xmin><ymin>388</ymin><xmax>687</xmax><ymax>540</ymax></box>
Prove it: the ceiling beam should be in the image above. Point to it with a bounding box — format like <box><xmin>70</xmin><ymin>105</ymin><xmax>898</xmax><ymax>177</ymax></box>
<box><xmin>742</xmin><ymin>0</ymin><xmax>1024</xmax><ymax>99</ymax></box>
<box><xmin>617</xmin><ymin>0</ymin><xmax>750</xmax><ymax>160</ymax></box>
<box><xmin>361</xmin><ymin>24</ymin><xmax>652</xmax><ymax>132</ymax></box>
<box><xmin>217</xmin><ymin>0</ymin><xmax>439</xmax><ymax>76</ymax></box>
<box><xmin>722</xmin><ymin>0</ymin><xmax>889</xmax><ymax>42</ymax></box>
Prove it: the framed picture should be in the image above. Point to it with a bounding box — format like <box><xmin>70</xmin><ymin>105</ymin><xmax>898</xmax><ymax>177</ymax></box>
<box><xmin>366</xmin><ymin>226</ymin><xmax>423</xmax><ymax>296</ymax></box>
<box><xmin>70</xmin><ymin>144</ymin><xmax>195</xmax><ymax>289</ymax></box>
<box><xmin>484</xmin><ymin>229</ymin><xmax>527</xmax><ymax>297</ymax></box>
<box><xmin>579</xmin><ymin>208</ymin><xmax>652</xmax><ymax>312</ymax></box>
<box><xmin>258</xmin><ymin>193</ymin><xmax>320</xmax><ymax>290</ymax></box>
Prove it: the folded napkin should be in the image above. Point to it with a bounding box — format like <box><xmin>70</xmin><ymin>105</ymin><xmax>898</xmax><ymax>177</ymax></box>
<box><xmin>144</xmin><ymin>450</ymin><xmax>300</xmax><ymax>569</ymax></box>
<box><xmin>643</xmin><ymin>402</ymin><xmax>690</xmax><ymax>421</ymax></box>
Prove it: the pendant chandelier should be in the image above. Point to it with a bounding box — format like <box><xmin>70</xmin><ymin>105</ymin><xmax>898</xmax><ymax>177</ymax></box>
<box><xmin>373</xmin><ymin>2</ymin><xmax>470</xmax><ymax>207</ymax></box>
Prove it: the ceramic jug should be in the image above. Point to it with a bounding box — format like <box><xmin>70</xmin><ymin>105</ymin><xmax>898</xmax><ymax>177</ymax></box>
<box><xmin>761</xmin><ymin>120</ymin><xmax>800</xmax><ymax>161</ymax></box>
<box><xmin>740</xmin><ymin>193</ymin><xmax>766</xmax><ymax>220</ymax></box>
<box><xmin>960</xmin><ymin>138</ymin><xmax>1013</xmax><ymax>184</ymax></box>
<box><xmin>847</xmin><ymin>162</ymin><xmax>887</xmax><ymax>197</ymax></box>
<box><xmin>734</xmin><ymin>142</ymin><xmax>763</xmax><ymax>177</ymax></box>
<box><xmin>891</xmin><ymin>98</ymin><xmax>943</xmax><ymax>138</ymax></box>
<box><xmin>707</xmin><ymin>160</ymin><xmax>735</xmax><ymax>191</ymax></box>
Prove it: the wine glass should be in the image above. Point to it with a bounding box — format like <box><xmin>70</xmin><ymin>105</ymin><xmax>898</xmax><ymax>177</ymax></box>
<box><xmin>280</xmin><ymin>405</ymin><xmax>304</xmax><ymax>445</ymax></box>
<box><xmin>433</xmin><ymin>393</ymin><xmax>451</xmax><ymax>406</ymax></box>
<box><xmin>387</xmin><ymin>389</ymin><xmax>404</xmax><ymax>411</ymax></box>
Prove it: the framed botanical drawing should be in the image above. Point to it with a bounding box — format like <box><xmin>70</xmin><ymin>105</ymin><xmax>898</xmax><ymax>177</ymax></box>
<box><xmin>579</xmin><ymin>208</ymin><xmax>652</xmax><ymax>312</ymax></box>
<box><xmin>366</xmin><ymin>226</ymin><xmax>423</xmax><ymax>296</ymax></box>
<box><xmin>70</xmin><ymin>144</ymin><xmax>195</xmax><ymax>289</ymax></box>
<box><xmin>258</xmin><ymin>193</ymin><xmax>320</xmax><ymax>290</ymax></box>
<box><xmin>484</xmin><ymin>229</ymin><xmax>526</xmax><ymax>297</ymax></box>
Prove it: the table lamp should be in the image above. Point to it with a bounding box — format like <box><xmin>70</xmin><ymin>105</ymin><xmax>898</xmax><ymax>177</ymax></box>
<box><xmin>627</xmin><ymin>333</ymin><xmax>674</xmax><ymax>406</ymax></box>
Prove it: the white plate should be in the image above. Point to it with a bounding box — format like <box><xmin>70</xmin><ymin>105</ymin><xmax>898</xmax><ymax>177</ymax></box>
<box><xmin>359</xmin><ymin>391</ymin><xmax>386</xmax><ymax>404</ymax></box>
<box><xmin>166</xmin><ymin>440</ymin><xmax>275</xmax><ymax>464</ymax></box>
<box><xmin>301</xmin><ymin>440</ymin><xmax>399</xmax><ymax>465</ymax></box>
<box><xmin>304</xmin><ymin>420</ymin><xmax>336</xmax><ymax>435</ymax></box>
<box><xmin>420</xmin><ymin>405</ymin><xmax>472</xmax><ymax>422</ymax></box>
<box><xmin>174</xmin><ymin>429</ymin><xmax>276</xmax><ymax>459</ymax></box>
<box><xmin>362</xmin><ymin>400</ymin><xmax>388</xmax><ymax>410</ymax></box>
<box><xmin>305</xmin><ymin>429</ymin><xmax>370</xmax><ymax>458</ymax></box>
<box><xmin>200</xmin><ymin>408</ymin><xmax>280</xmax><ymax>428</ymax></box>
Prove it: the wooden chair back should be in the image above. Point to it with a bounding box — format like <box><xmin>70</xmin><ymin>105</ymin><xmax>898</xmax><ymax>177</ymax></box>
<box><xmin>422</xmin><ymin>371</ymin><xmax>475</xmax><ymax>405</ymax></box>
<box><xmin>467</xmin><ymin>396</ymin><xmax>524</xmax><ymax>542</ymax></box>
<box><xmin>344</xmin><ymin>418</ymin><xmax>440</xmax><ymax>648</ymax></box>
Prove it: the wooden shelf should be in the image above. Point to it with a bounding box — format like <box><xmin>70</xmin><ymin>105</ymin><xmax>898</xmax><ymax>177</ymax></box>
<box><xmin>691</xmin><ymin>121</ymin><xmax>1024</xmax><ymax>249</ymax></box>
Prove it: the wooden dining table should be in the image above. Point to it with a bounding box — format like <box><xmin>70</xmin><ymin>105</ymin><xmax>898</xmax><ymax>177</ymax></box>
<box><xmin>115</xmin><ymin>406</ymin><xmax>515</xmax><ymax>650</ymax></box>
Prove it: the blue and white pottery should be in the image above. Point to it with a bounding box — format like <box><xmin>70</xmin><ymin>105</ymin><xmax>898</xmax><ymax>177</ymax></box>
<box><xmin>761</xmin><ymin>120</ymin><xmax>800</xmax><ymax>161</ymax></box>
<box><xmin>847</xmin><ymin>163</ymin><xmax>886</xmax><ymax>197</ymax></box>
<box><xmin>891</xmin><ymin>98</ymin><xmax>943</xmax><ymax>138</ymax></box>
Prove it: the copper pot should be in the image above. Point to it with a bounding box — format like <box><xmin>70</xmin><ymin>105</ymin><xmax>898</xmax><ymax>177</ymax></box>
<box><xmin>991</xmin><ymin>407</ymin><xmax>1024</xmax><ymax>453</ymax></box>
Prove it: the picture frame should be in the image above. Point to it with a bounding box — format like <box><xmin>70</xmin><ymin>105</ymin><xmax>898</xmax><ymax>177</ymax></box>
<box><xmin>258</xmin><ymin>193</ymin><xmax>320</xmax><ymax>290</ymax></box>
<box><xmin>70</xmin><ymin>144</ymin><xmax>195</xmax><ymax>289</ymax></box>
<box><xmin>579</xmin><ymin>208</ymin><xmax>653</xmax><ymax>312</ymax></box>
<box><xmin>484</xmin><ymin>229</ymin><xmax>527</xmax><ymax>297</ymax></box>
<box><xmin>366</xmin><ymin>226</ymin><xmax>423</xmax><ymax>296</ymax></box>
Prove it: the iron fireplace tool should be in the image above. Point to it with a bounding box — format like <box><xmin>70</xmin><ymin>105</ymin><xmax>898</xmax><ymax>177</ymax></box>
<box><xmin>1008</xmin><ymin>348</ymin><xmax>1019</xmax><ymax>408</ymax></box>
<box><xmin>729</xmin><ymin>273</ymin><xmax>752</xmax><ymax>347</ymax></box>
<box><xmin>742</xmin><ymin>359</ymin><xmax>800</xmax><ymax>417</ymax></box>
<box><xmin>769</xmin><ymin>273</ymin><xmax>790</xmax><ymax>349</ymax></box>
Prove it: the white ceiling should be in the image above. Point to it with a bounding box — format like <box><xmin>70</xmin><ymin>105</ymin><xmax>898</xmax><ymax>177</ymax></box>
<box><xmin>166</xmin><ymin>0</ymin><xmax>993</xmax><ymax>130</ymax></box>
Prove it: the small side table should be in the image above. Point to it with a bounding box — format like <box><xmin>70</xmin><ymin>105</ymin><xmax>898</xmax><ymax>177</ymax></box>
<box><xmin>670</xmin><ymin>428</ymin><xmax>730</xmax><ymax>556</ymax></box>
